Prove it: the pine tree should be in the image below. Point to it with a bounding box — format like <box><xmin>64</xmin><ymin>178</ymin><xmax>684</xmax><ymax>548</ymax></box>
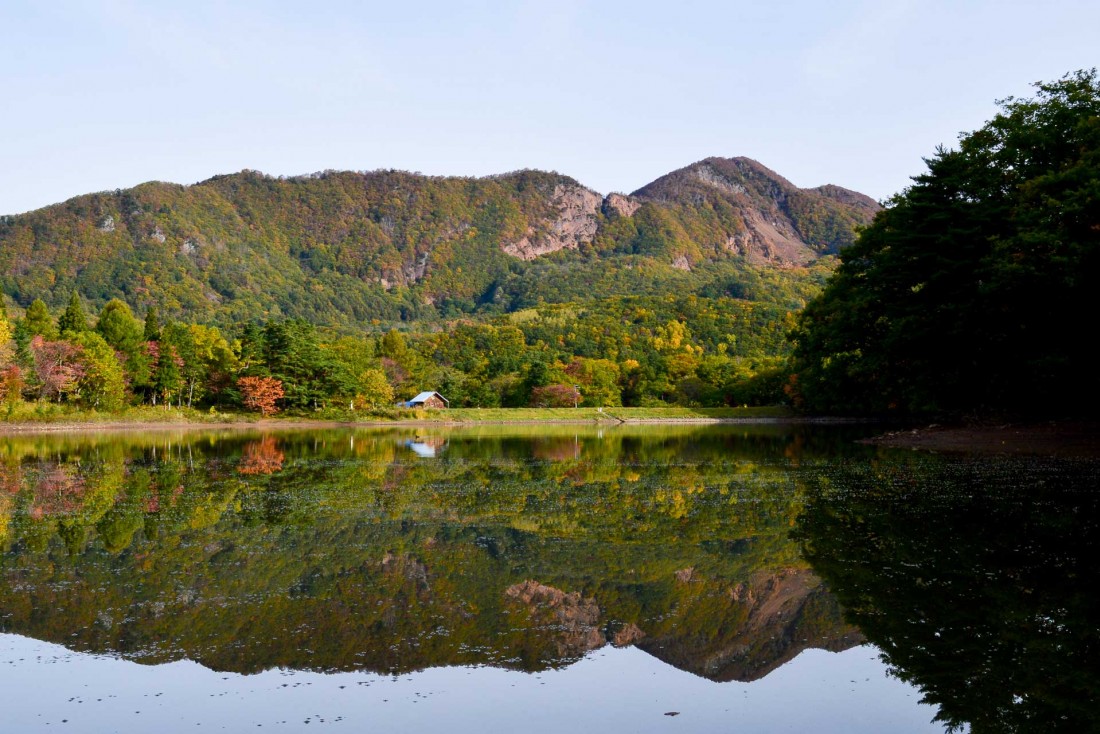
<box><xmin>58</xmin><ymin>293</ymin><xmax>89</xmax><ymax>335</ymax></box>
<box><xmin>22</xmin><ymin>299</ymin><xmax>57</xmax><ymax>340</ymax></box>
<box><xmin>144</xmin><ymin>306</ymin><xmax>161</xmax><ymax>342</ymax></box>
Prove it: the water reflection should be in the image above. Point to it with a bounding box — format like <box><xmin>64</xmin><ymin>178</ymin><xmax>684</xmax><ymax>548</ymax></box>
<box><xmin>2</xmin><ymin>425</ymin><xmax>1094</xmax><ymax>732</ymax></box>
<box><xmin>0</xmin><ymin>425</ymin><xmax>864</xmax><ymax>681</ymax></box>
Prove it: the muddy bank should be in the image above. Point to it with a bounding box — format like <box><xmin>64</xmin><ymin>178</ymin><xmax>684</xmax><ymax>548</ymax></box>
<box><xmin>863</xmin><ymin>421</ymin><xmax>1100</xmax><ymax>458</ymax></box>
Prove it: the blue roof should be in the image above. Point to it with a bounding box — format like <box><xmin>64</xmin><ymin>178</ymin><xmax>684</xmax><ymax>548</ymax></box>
<box><xmin>409</xmin><ymin>391</ymin><xmax>446</xmax><ymax>403</ymax></box>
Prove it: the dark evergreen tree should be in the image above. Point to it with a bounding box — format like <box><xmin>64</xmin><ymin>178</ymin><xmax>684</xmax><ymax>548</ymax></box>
<box><xmin>143</xmin><ymin>305</ymin><xmax>161</xmax><ymax>342</ymax></box>
<box><xmin>21</xmin><ymin>298</ymin><xmax>57</xmax><ymax>340</ymax></box>
<box><xmin>58</xmin><ymin>292</ymin><xmax>89</xmax><ymax>335</ymax></box>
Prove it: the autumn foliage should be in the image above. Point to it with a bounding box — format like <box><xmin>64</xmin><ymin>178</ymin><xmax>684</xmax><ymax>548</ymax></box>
<box><xmin>238</xmin><ymin>376</ymin><xmax>284</xmax><ymax>416</ymax></box>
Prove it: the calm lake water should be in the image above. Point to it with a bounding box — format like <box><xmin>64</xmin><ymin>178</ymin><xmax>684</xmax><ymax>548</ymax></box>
<box><xmin>1</xmin><ymin>424</ymin><xmax>1096</xmax><ymax>733</ymax></box>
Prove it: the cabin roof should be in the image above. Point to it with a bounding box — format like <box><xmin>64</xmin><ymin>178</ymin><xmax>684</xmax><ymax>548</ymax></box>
<box><xmin>409</xmin><ymin>391</ymin><xmax>447</xmax><ymax>403</ymax></box>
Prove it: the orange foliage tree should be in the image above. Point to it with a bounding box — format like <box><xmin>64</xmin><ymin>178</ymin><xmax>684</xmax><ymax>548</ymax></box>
<box><xmin>237</xmin><ymin>376</ymin><xmax>284</xmax><ymax>416</ymax></box>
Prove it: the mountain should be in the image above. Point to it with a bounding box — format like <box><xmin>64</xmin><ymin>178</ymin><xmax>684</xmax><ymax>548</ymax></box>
<box><xmin>0</xmin><ymin>159</ymin><xmax>879</xmax><ymax>327</ymax></box>
<box><xmin>632</xmin><ymin>157</ymin><xmax>880</xmax><ymax>265</ymax></box>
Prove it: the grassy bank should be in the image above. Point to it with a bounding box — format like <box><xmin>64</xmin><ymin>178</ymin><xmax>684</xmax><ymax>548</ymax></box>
<box><xmin>0</xmin><ymin>402</ymin><xmax>251</xmax><ymax>426</ymax></box>
<box><xmin>421</xmin><ymin>406</ymin><xmax>794</xmax><ymax>423</ymax></box>
<box><xmin>0</xmin><ymin>403</ymin><xmax>795</xmax><ymax>431</ymax></box>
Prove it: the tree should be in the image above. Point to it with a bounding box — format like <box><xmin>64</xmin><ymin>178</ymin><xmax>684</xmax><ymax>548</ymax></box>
<box><xmin>353</xmin><ymin>368</ymin><xmax>394</xmax><ymax>410</ymax></box>
<box><xmin>379</xmin><ymin>329</ymin><xmax>408</xmax><ymax>360</ymax></box>
<box><xmin>95</xmin><ymin>299</ymin><xmax>144</xmax><ymax>352</ymax></box>
<box><xmin>150</xmin><ymin>341</ymin><xmax>183</xmax><ymax>407</ymax></box>
<box><xmin>143</xmin><ymin>306</ymin><xmax>161</xmax><ymax>342</ymax></box>
<box><xmin>0</xmin><ymin>309</ymin><xmax>14</xmax><ymax>368</ymax></box>
<box><xmin>790</xmin><ymin>69</ymin><xmax>1100</xmax><ymax>416</ymax></box>
<box><xmin>0</xmin><ymin>366</ymin><xmax>23</xmax><ymax>408</ymax></box>
<box><xmin>22</xmin><ymin>299</ymin><xmax>57</xmax><ymax>340</ymax></box>
<box><xmin>529</xmin><ymin>383</ymin><xmax>581</xmax><ymax>408</ymax></box>
<box><xmin>238</xmin><ymin>376</ymin><xmax>284</xmax><ymax>416</ymax></box>
<box><xmin>95</xmin><ymin>299</ymin><xmax>151</xmax><ymax>399</ymax></box>
<box><xmin>565</xmin><ymin>358</ymin><xmax>622</xmax><ymax>407</ymax></box>
<box><xmin>73</xmin><ymin>332</ymin><xmax>127</xmax><ymax>411</ymax></box>
<box><xmin>29</xmin><ymin>336</ymin><xmax>85</xmax><ymax>402</ymax></box>
<box><xmin>58</xmin><ymin>293</ymin><xmax>89</xmax><ymax>336</ymax></box>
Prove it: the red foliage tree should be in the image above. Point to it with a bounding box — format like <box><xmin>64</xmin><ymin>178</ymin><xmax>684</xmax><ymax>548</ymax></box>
<box><xmin>29</xmin><ymin>335</ymin><xmax>85</xmax><ymax>402</ymax></box>
<box><xmin>238</xmin><ymin>376</ymin><xmax>284</xmax><ymax>416</ymax></box>
<box><xmin>0</xmin><ymin>366</ymin><xmax>24</xmax><ymax>405</ymax></box>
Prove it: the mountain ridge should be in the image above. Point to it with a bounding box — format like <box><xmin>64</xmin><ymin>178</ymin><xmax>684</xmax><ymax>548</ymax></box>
<box><xmin>0</xmin><ymin>158</ymin><xmax>879</xmax><ymax>327</ymax></box>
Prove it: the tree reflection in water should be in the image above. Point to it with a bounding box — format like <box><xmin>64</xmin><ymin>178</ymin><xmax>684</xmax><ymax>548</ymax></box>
<box><xmin>796</xmin><ymin>455</ymin><xmax>1100</xmax><ymax>733</ymax></box>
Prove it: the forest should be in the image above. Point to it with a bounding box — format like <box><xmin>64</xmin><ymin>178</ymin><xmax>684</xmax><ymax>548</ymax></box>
<box><xmin>0</xmin><ymin>289</ymin><xmax>799</xmax><ymax>416</ymax></box>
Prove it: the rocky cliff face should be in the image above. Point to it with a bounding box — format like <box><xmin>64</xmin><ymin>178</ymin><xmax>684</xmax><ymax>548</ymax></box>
<box><xmin>502</xmin><ymin>184</ymin><xmax>603</xmax><ymax>260</ymax></box>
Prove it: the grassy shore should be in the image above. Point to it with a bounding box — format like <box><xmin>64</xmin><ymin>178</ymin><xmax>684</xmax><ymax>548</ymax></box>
<box><xmin>0</xmin><ymin>402</ymin><xmax>797</xmax><ymax>432</ymax></box>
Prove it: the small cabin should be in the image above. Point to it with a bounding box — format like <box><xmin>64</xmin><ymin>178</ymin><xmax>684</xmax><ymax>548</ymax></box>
<box><xmin>402</xmin><ymin>391</ymin><xmax>449</xmax><ymax>409</ymax></box>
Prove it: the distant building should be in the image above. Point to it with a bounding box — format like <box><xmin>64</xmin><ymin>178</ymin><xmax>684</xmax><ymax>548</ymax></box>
<box><xmin>400</xmin><ymin>391</ymin><xmax>449</xmax><ymax>409</ymax></box>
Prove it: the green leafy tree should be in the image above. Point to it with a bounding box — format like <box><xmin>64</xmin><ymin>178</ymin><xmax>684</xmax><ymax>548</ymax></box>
<box><xmin>353</xmin><ymin>368</ymin><xmax>394</xmax><ymax>410</ymax></box>
<box><xmin>95</xmin><ymin>299</ymin><xmax>144</xmax><ymax>353</ymax></box>
<box><xmin>73</xmin><ymin>332</ymin><xmax>127</xmax><ymax>411</ymax></box>
<box><xmin>151</xmin><ymin>342</ymin><xmax>183</xmax><ymax>407</ymax></box>
<box><xmin>95</xmin><ymin>299</ymin><xmax>151</xmax><ymax>400</ymax></box>
<box><xmin>263</xmin><ymin>320</ymin><xmax>350</xmax><ymax>410</ymax></box>
<box><xmin>791</xmin><ymin>69</ymin><xmax>1100</xmax><ymax>416</ymax></box>
<box><xmin>564</xmin><ymin>357</ymin><xmax>622</xmax><ymax>407</ymax></box>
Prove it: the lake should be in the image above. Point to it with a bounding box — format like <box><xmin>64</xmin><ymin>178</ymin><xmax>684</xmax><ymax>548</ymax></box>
<box><xmin>1</xmin><ymin>424</ymin><xmax>1096</xmax><ymax>732</ymax></box>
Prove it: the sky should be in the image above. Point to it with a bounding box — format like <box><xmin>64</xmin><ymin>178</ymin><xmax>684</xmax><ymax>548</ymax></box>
<box><xmin>1</xmin><ymin>0</ymin><xmax>1097</xmax><ymax>215</ymax></box>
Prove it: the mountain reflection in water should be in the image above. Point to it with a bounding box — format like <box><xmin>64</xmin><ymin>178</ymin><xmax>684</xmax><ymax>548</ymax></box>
<box><xmin>1</xmin><ymin>424</ymin><xmax>1095</xmax><ymax>732</ymax></box>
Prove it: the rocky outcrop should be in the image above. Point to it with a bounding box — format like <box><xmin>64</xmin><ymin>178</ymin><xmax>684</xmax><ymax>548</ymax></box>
<box><xmin>725</xmin><ymin>208</ymin><xmax>817</xmax><ymax>266</ymax></box>
<box><xmin>603</xmin><ymin>192</ymin><xmax>640</xmax><ymax>218</ymax></box>
<box><xmin>503</xmin><ymin>184</ymin><xmax>602</xmax><ymax>260</ymax></box>
<box><xmin>381</xmin><ymin>551</ymin><xmax>430</xmax><ymax>592</ymax></box>
<box><xmin>612</xmin><ymin>622</ymin><xmax>646</xmax><ymax>647</ymax></box>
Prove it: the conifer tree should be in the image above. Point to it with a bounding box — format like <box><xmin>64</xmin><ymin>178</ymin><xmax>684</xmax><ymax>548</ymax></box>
<box><xmin>58</xmin><ymin>292</ymin><xmax>89</xmax><ymax>335</ymax></box>
<box><xmin>22</xmin><ymin>299</ymin><xmax>57</xmax><ymax>340</ymax></box>
<box><xmin>144</xmin><ymin>306</ymin><xmax>161</xmax><ymax>342</ymax></box>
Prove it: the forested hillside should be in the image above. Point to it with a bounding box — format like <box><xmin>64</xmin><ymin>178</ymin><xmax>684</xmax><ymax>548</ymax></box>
<box><xmin>0</xmin><ymin>158</ymin><xmax>878</xmax><ymax>412</ymax></box>
<box><xmin>0</xmin><ymin>159</ymin><xmax>877</xmax><ymax>327</ymax></box>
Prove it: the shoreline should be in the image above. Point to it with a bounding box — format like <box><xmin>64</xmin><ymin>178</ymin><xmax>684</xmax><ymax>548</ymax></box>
<box><xmin>0</xmin><ymin>414</ymin><xmax>873</xmax><ymax>435</ymax></box>
<box><xmin>861</xmin><ymin>420</ymin><xmax>1100</xmax><ymax>458</ymax></box>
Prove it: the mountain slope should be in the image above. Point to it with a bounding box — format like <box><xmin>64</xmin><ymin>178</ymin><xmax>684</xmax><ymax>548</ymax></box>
<box><xmin>0</xmin><ymin>160</ymin><xmax>879</xmax><ymax>327</ymax></box>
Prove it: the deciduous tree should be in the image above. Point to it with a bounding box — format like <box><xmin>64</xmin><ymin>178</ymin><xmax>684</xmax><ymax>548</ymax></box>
<box><xmin>238</xmin><ymin>376</ymin><xmax>284</xmax><ymax>416</ymax></box>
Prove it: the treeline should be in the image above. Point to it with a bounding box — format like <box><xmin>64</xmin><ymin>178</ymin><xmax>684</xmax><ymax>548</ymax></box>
<box><xmin>0</xmin><ymin>291</ymin><xmax>795</xmax><ymax>416</ymax></box>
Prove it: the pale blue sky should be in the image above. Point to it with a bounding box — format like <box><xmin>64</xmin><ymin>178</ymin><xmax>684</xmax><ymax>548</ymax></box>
<box><xmin>1</xmin><ymin>0</ymin><xmax>1097</xmax><ymax>215</ymax></box>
